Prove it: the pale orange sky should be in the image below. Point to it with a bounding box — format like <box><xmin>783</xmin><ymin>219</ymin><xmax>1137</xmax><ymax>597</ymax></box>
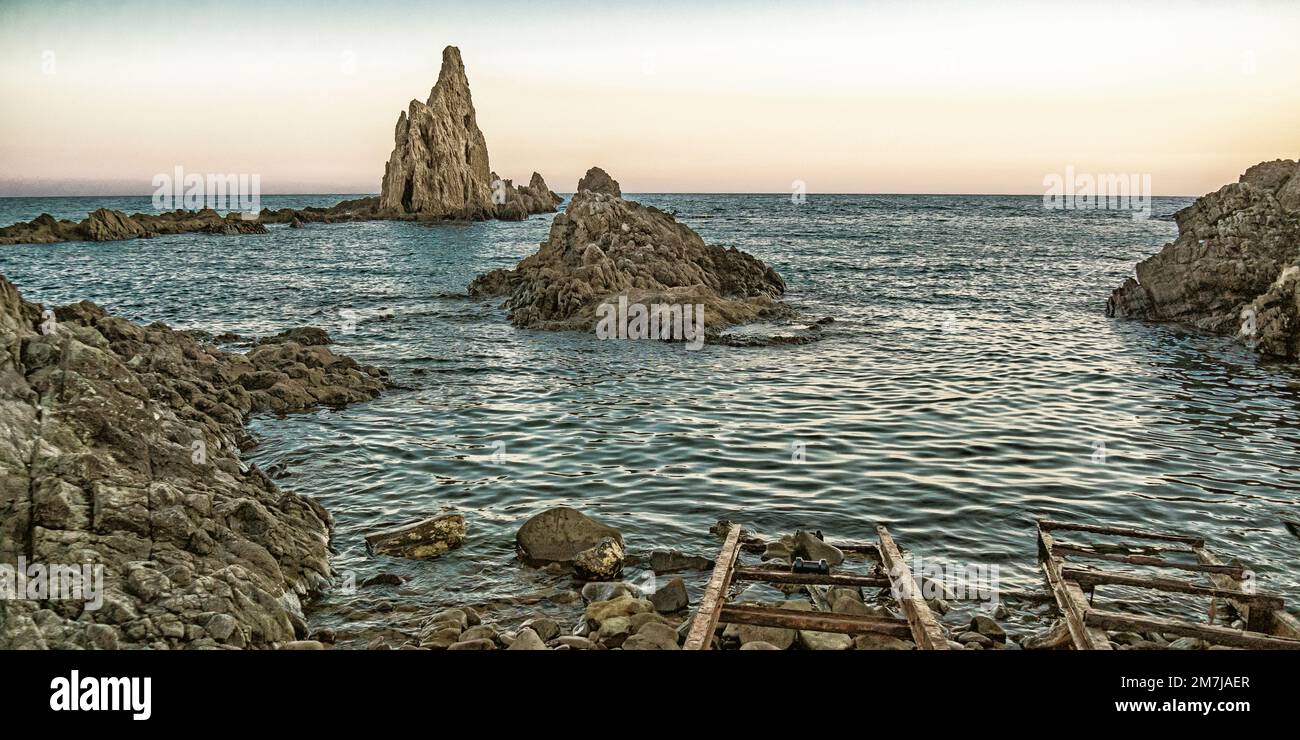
<box><xmin>1</xmin><ymin>0</ymin><xmax>1297</xmax><ymax>196</ymax></box>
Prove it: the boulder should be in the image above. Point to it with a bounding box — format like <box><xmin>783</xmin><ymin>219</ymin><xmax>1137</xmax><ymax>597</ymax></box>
<box><xmin>573</xmin><ymin>537</ymin><xmax>626</xmax><ymax>581</ymax></box>
<box><xmin>649</xmin><ymin>550</ymin><xmax>713</xmax><ymax>573</ymax></box>
<box><xmin>792</xmin><ymin>530</ymin><xmax>844</xmax><ymax>567</ymax></box>
<box><xmin>365</xmin><ymin>514</ymin><xmax>466</xmax><ymax>559</ymax></box>
<box><xmin>506</xmin><ymin>627</ymin><xmax>548</xmax><ymax>651</ymax></box>
<box><xmin>467</xmin><ymin>168</ymin><xmax>788</xmax><ymax>335</ymax></box>
<box><xmin>650</xmin><ymin>577</ymin><xmax>689</xmax><ymax>613</ymax></box>
<box><xmin>516</xmin><ymin>506</ymin><xmax>623</xmax><ymax>564</ymax></box>
<box><xmin>1107</xmin><ymin>159</ymin><xmax>1300</xmax><ymax>359</ymax></box>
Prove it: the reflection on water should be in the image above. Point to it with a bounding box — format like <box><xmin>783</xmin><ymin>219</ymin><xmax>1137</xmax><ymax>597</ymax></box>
<box><xmin>3</xmin><ymin>193</ymin><xmax>1297</xmax><ymax>641</ymax></box>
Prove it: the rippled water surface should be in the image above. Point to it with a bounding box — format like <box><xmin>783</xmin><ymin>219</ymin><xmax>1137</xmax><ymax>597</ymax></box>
<box><xmin>4</xmin><ymin>193</ymin><xmax>1298</xmax><ymax>640</ymax></box>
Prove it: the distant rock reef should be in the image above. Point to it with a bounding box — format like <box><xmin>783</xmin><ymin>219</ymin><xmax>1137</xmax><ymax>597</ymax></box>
<box><xmin>1107</xmin><ymin>159</ymin><xmax>1300</xmax><ymax>360</ymax></box>
<box><xmin>0</xmin><ymin>46</ymin><xmax>559</xmax><ymax>246</ymax></box>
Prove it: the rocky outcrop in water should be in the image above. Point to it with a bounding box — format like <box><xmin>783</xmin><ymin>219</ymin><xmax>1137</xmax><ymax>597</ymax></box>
<box><xmin>0</xmin><ymin>275</ymin><xmax>386</xmax><ymax>648</ymax></box>
<box><xmin>377</xmin><ymin>46</ymin><xmax>559</xmax><ymax>222</ymax></box>
<box><xmin>1107</xmin><ymin>159</ymin><xmax>1300</xmax><ymax>359</ymax></box>
<box><xmin>468</xmin><ymin>167</ymin><xmax>787</xmax><ymax>334</ymax></box>
<box><xmin>0</xmin><ymin>208</ymin><xmax>271</xmax><ymax>245</ymax></box>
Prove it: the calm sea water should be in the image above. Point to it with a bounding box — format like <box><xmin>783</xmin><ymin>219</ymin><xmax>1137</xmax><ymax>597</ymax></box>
<box><xmin>3</xmin><ymin>193</ymin><xmax>1298</xmax><ymax>641</ymax></box>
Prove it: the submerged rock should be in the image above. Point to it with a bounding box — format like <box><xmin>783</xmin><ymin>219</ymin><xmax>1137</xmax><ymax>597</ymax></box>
<box><xmin>0</xmin><ymin>275</ymin><xmax>386</xmax><ymax>649</ymax></box>
<box><xmin>516</xmin><ymin>506</ymin><xmax>624</xmax><ymax>564</ymax></box>
<box><xmin>365</xmin><ymin>513</ymin><xmax>467</xmax><ymax>559</ymax></box>
<box><xmin>467</xmin><ymin>167</ymin><xmax>788</xmax><ymax>336</ymax></box>
<box><xmin>1107</xmin><ymin>159</ymin><xmax>1300</xmax><ymax>359</ymax></box>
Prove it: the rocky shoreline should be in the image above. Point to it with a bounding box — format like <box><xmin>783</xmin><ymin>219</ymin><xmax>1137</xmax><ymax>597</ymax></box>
<box><xmin>0</xmin><ymin>275</ymin><xmax>386</xmax><ymax>648</ymax></box>
<box><xmin>1107</xmin><ymin>159</ymin><xmax>1300</xmax><ymax>360</ymax></box>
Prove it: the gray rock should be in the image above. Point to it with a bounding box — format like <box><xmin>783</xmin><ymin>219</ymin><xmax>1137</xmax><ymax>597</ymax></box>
<box><xmin>969</xmin><ymin>615</ymin><xmax>1006</xmax><ymax>643</ymax></box>
<box><xmin>623</xmin><ymin>622</ymin><xmax>681</xmax><ymax>650</ymax></box>
<box><xmin>650</xmin><ymin>577</ymin><xmax>689</xmax><ymax>613</ymax></box>
<box><xmin>793</xmin><ymin>530</ymin><xmax>844</xmax><ymax>566</ymax></box>
<box><xmin>853</xmin><ymin>633</ymin><xmax>915</xmax><ymax>650</ymax></box>
<box><xmin>506</xmin><ymin>627</ymin><xmax>548</xmax><ymax>651</ymax></box>
<box><xmin>596</xmin><ymin>617</ymin><xmax>633</xmax><ymax>648</ymax></box>
<box><xmin>554</xmin><ymin>636</ymin><xmax>597</xmax><ymax>650</ymax></box>
<box><xmin>649</xmin><ymin>550</ymin><xmax>713</xmax><ymax>573</ymax></box>
<box><xmin>573</xmin><ymin>536</ymin><xmax>625</xmax><ymax>581</ymax></box>
<box><xmin>798</xmin><ymin>630</ymin><xmax>853</xmax><ymax>650</ymax></box>
<box><xmin>365</xmin><ymin>514</ymin><xmax>466</xmax><ymax>559</ymax></box>
<box><xmin>448</xmin><ymin>638</ymin><xmax>497</xmax><ymax>650</ymax></box>
<box><xmin>739</xmin><ymin>641</ymin><xmax>781</xmax><ymax>650</ymax></box>
<box><xmin>581</xmin><ymin>581</ymin><xmax>636</xmax><ymax>604</ymax></box>
<box><xmin>521</xmin><ymin>618</ymin><xmax>561</xmax><ymax>642</ymax></box>
<box><xmin>515</xmin><ymin>506</ymin><xmax>623</xmax><ymax>564</ymax></box>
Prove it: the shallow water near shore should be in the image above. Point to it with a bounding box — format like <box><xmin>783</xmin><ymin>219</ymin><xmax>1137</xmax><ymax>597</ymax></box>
<box><xmin>4</xmin><ymin>193</ymin><xmax>1299</xmax><ymax>643</ymax></box>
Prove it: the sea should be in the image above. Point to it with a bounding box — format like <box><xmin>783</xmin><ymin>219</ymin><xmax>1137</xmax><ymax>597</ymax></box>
<box><xmin>2</xmin><ymin>193</ymin><xmax>1297</xmax><ymax>643</ymax></box>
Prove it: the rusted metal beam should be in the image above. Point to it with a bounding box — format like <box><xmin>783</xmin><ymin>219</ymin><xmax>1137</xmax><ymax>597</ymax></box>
<box><xmin>684</xmin><ymin>522</ymin><xmax>743</xmax><ymax>650</ymax></box>
<box><xmin>875</xmin><ymin>525</ymin><xmax>949</xmax><ymax>650</ymax></box>
<box><xmin>732</xmin><ymin>568</ymin><xmax>890</xmax><ymax>588</ymax></box>
<box><xmin>1061</xmin><ymin>566</ymin><xmax>1285</xmax><ymax>611</ymax></box>
<box><xmin>719</xmin><ymin>604</ymin><xmax>913</xmax><ymax>638</ymax></box>
<box><xmin>1085</xmin><ymin>609</ymin><xmax>1300</xmax><ymax>650</ymax></box>
<box><xmin>1037</xmin><ymin>527</ymin><xmax>1112</xmax><ymax>650</ymax></box>
<box><xmin>1194</xmin><ymin>546</ymin><xmax>1300</xmax><ymax>638</ymax></box>
<box><xmin>1038</xmin><ymin>520</ymin><xmax>1204</xmax><ymax>547</ymax></box>
<box><xmin>1051</xmin><ymin>543</ymin><xmax>1243</xmax><ymax>577</ymax></box>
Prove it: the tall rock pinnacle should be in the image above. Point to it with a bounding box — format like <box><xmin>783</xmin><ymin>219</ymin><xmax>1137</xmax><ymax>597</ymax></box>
<box><xmin>378</xmin><ymin>46</ymin><xmax>559</xmax><ymax>221</ymax></box>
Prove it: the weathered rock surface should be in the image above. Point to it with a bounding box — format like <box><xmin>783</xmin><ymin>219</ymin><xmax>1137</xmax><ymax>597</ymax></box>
<box><xmin>377</xmin><ymin>46</ymin><xmax>559</xmax><ymax>222</ymax></box>
<box><xmin>572</xmin><ymin>536</ymin><xmax>625</xmax><ymax>581</ymax></box>
<box><xmin>0</xmin><ymin>275</ymin><xmax>386</xmax><ymax>648</ymax></box>
<box><xmin>1107</xmin><ymin>159</ymin><xmax>1300</xmax><ymax>359</ymax></box>
<box><xmin>515</xmin><ymin>506</ymin><xmax>624</xmax><ymax>564</ymax></box>
<box><xmin>0</xmin><ymin>208</ymin><xmax>270</xmax><ymax>246</ymax></box>
<box><xmin>364</xmin><ymin>513</ymin><xmax>466</xmax><ymax>559</ymax></box>
<box><xmin>468</xmin><ymin>167</ymin><xmax>788</xmax><ymax>335</ymax></box>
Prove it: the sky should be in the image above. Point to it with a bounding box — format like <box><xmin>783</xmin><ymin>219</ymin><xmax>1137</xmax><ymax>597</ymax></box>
<box><xmin>0</xmin><ymin>0</ymin><xmax>1297</xmax><ymax>196</ymax></box>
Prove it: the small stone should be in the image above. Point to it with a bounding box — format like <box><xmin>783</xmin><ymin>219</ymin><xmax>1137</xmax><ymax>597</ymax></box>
<box><xmin>623</xmin><ymin>622</ymin><xmax>681</xmax><ymax>650</ymax></box>
<box><xmin>649</xmin><ymin>550</ymin><xmax>713</xmax><ymax>573</ymax></box>
<box><xmin>521</xmin><ymin>618</ymin><xmax>561</xmax><ymax>642</ymax></box>
<box><xmin>969</xmin><ymin>615</ymin><xmax>1006</xmax><ymax>643</ymax></box>
<box><xmin>554</xmin><ymin>636</ymin><xmax>597</xmax><ymax>650</ymax></box>
<box><xmin>361</xmin><ymin>573</ymin><xmax>404</xmax><ymax>588</ymax></box>
<box><xmin>459</xmin><ymin>625</ymin><xmax>498</xmax><ymax>643</ymax></box>
<box><xmin>853</xmin><ymin>634</ymin><xmax>914</xmax><ymax>650</ymax></box>
<box><xmin>650</xmin><ymin>577</ymin><xmax>689</xmax><ymax>613</ymax></box>
<box><xmin>1169</xmin><ymin>637</ymin><xmax>1207</xmax><ymax>650</ymax></box>
<box><xmin>957</xmin><ymin>631</ymin><xmax>994</xmax><ymax>648</ymax></box>
<box><xmin>584</xmin><ymin>595</ymin><xmax>653</xmax><ymax>628</ymax></box>
<box><xmin>448</xmin><ymin>638</ymin><xmax>497</xmax><ymax>650</ymax></box>
<box><xmin>279</xmin><ymin>640</ymin><xmax>325</xmax><ymax>650</ymax></box>
<box><xmin>506</xmin><ymin>627</ymin><xmax>548</xmax><ymax>651</ymax></box>
<box><xmin>798</xmin><ymin>630</ymin><xmax>853</xmax><ymax>650</ymax></box>
<box><xmin>597</xmin><ymin>617</ymin><xmax>633</xmax><ymax>648</ymax></box>
<box><xmin>581</xmin><ymin>581</ymin><xmax>635</xmax><ymax>604</ymax></box>
<box><xmin>574</xmin><ymin>537</ymin><xmax>625</xmax><ymax>581</ymax></box>
<box><xmin>739</xmin><ymin>641</ymin><xmax>781</xmax><ymax>650</ymax></box>
<box><xmin>365</xmin><ymin>514</ymin><xmax>466</xmax><ymax>559</ymax></box>
<box><xmin>792</xmin><ymin>530</ymin><xmax>844</xmax><ymax>566</ymax></box>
